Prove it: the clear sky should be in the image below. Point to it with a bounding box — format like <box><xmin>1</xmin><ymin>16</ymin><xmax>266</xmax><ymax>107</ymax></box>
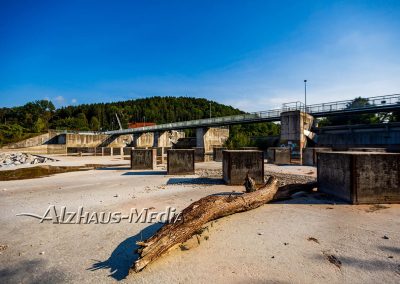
<box><xmin>1</xmin><ymin>0</ymin><xmax>399</xmax><ymax>111</ymax></box>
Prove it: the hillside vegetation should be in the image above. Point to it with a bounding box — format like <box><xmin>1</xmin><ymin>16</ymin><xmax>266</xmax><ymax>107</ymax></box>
<box><xmin>0</xmin><ymin>96</ymin><xmax>279</xmax><ymax>147</ymax></box>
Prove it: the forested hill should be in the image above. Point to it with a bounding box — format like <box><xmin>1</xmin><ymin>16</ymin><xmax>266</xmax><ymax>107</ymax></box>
<box><xmin>0</xmin><ymin>97</ymin><xmax>249</xmax><ymax>145</ymax></box>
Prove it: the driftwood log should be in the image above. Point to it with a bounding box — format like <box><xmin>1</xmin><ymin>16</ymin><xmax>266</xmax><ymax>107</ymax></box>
<box><xmin>133</xmin><ymin>176</ymin><xmax>316</xmax><ymax>272</ymax></box>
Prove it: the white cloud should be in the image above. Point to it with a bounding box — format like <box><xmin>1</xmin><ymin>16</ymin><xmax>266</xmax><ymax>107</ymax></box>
<box><xmin>53</xmin><ymin>95</ymin><xmax>65</xmax><ymax>105</ymax></box>
<box><xmin>71</xmin><ymin>98</ymin><xmax>77</xmax><ymax>104</ymax></box>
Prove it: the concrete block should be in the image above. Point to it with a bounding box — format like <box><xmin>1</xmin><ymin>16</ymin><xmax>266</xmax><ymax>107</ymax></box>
<box><xmin>167</xmin><ymin>149</ymin><xmax>195</xmax><ymax>175</ymax></box>
<box><xmin>131</xmin><ymin>149</ymin><xmax>157</xmax><ymax>170</ymax></box>
<box><xmin>223</xmin><ymin>150</ymin><xmax>264</xmax><ymax>185</ymax></box>
<box><xmin>112</xmin><ymin>147</ymin><xmax>122</xmax><ymax>156</ymax></box>
<box><xmin>213</xmin><ymin>147</ymin><xmax>227</xmax><ymax>162</ymax></box>
<box><xmin>348</xmin><ymin>148</ymin><xmax>387</xmax><ymax>152</ymax></box>
<box><xmin>95</xmin><ymin>147</ymin><xmax>103</xmax><ymax>156</ymax></box>
<box><xmin>302</xmin><ymin>147</ymin><xmax>332</xmax><ymax>166</ymax></box>
<box><xmin>318</xmin><ymin>152</ymin><xmax>400</xmax><ymax>204</ymax></box>
<box><xmin>193</xmin><ymin>147</ymin><xmax>205</xmax><ymax>162</ymax></box>
<box><xmin>103</xmin><ymin>147</ymin><xmax>111</xmax><ymax>156</ymax></box>
<box><xmin>267</xmin><ymin>147</ymin><xmax>291</xmax><ymax>165</ymax></box>
<box><xmin>123</xmin><ymin>147</ymin><xmax>133</xmax><ymax>156</ymax></box>
<box><xmin>239</xmin><ymin>147</ymin><xmax>259</xmax><ymax>150</ymax></box>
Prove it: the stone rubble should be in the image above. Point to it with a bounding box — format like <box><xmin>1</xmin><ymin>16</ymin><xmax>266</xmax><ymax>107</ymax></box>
<box><xmin>0</xmin><ymin>152</ymin><xmax>57</xmax><ymax>168</ymax></box>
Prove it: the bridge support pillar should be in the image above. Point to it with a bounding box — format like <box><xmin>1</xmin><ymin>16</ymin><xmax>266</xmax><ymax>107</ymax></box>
<box><xmin>153</xmin><ymin>131</ymin><xmax>185</xmax><ymax>148</ymax></box>
<box><xmin>132</xmin><ymin>132</ymin><xmax>154</xmax><ymax>148</ymax></box>
<box><xmin>280</xmin><ymin>111</ymin><xmax>314</xmax><ymax>162</ymax></box>
<box><xmin>196</xmin><ymin>127</ymin><xmax>229</xmax><ymax>154</ymax></box>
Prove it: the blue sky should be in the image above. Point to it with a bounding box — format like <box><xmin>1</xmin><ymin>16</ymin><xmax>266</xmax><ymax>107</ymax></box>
<box><xmin>1</xmin><ymin>0</ymin><xmax>399</xmax><ymax>111</ymax></box>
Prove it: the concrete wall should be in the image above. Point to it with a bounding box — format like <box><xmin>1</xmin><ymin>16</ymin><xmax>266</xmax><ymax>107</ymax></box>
<box><xmin>223</xmin><ymin>150</ymin><xmax>264</xmax><ymax>185</ymax></box>
<box><xmin>318</xmin><ymin>152</ymin><xmax>400</xmax><ymax>204</ymax></box>
<box><xmin>131</xmin><ymin>149</ymin><xmax>157</xmax><ymax>170</ymax></box>
<box><xmin>167</xmin><ymin>149</ymin><xmax>195</xmax><ymax>175</ymax></box>
<box><xmin>65</xmin><ymin>133</ymin><xmax>132</xmax><ymax>147</ymax></box>
<box><xmin>133</xmin><ymin>133</ymin><xmax>154</xmax><ymax>148</ymax></box>
<box><xmin>302</xmin><ymin>147</ymin><xmax>332</xmax><ymax>166</ymax></box>
<box><xmin>213</xmin><ymin>147</ymin><xmax>227</xmax><ymax>162</ymax></box>
<box><xmin>193</xmin><ymin>147</ymin><xmax>205</xmax><ymax>162</ymax></box>
<box><xmin>316</xmin><ymin>122</ymin><xmax>400</xmax><ymax>148</ymax></box>
<box><xmin>2</xmin><ymin>132</ymin><xmax>57</xmax><ymax>149</ymax></box>
<box><xmin>280</xmin><ymin>111</ymin><xmax>314</xmax><ymax>159</ymax></box>
<box><xmin>267</xmin><ymin>147</ymin><xmax>291</xmax><ymax>165</ymax></box>
<box><xmin>196</xmin><ymin>127</ymin><xmax>229</xmax><ymax>153</ymax></box>
<box><xmin>153</xmin><ymin>130</ymin><xmax>185</xmax><ymax>148</ymax></box>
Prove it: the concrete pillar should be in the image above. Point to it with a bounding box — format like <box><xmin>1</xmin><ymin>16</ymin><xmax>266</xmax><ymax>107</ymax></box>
<box><xmin>280</xmin><ymin>110</ymin><xmax>314</xmax><ymax>162</ymax></box>
<box><xmin>196</xmin><ymin>127</ymin><xmax>229</xmax><ymax>154</ymax></box>
<box><xmin>223</xmin><ymin>150</ymin><xmax>264</xmax><ymax>185</ymax></box>
<box><xmin>133</xmin><ymin>133</ymin><xmax>154</xmax><ymax>148</ymax></box>
<box><xmin>317</xmin><ymin>152</ymin><xmax>400</xmax><ymax>204</ymax></box>
<box><xmin>267</xmin><ymin>147</ymin><xmax>291</xmax><ymax>165</ymax></box>
<box><xmin>167</xmin><ymin>149</ymin><xmax>195</xmax><ymax>175</ymax></box>
<box><xmin>131</xmin><ymin>149</ymin><xmax>157</xmax><ymax>170</ymax></box>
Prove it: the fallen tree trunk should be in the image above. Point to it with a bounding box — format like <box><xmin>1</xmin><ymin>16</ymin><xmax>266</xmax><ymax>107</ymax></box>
<box><xmin>133</xmin><ymin>176</ymin><xmax>316</xmax><ymax>272</ymax></box>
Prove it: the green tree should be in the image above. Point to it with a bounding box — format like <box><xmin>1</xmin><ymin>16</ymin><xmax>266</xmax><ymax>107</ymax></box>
<box><xmin>33</xmin><ymin>117</ymin><xmax>46</xmax><ymax>133</ymax></box>
<box><xmin>75</xmin><ymin>113</ymin><xmax>89</xmax><ymax>130</ymax></box>
<box><xmin>90</xmin><ymin>116</ymin><xmax>100</xmax><ymax>131</ymax></box>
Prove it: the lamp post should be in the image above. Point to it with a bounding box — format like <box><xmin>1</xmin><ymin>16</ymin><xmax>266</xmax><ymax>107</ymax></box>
<box><xmin>304</xmin><ymin>79</ymin><xmax>307</xmax><ymax>112</ymax></box>
<box><xmin>209</xmin><ymin>102</ymin><xmax>212</xmax><ymax>119</ymax></box>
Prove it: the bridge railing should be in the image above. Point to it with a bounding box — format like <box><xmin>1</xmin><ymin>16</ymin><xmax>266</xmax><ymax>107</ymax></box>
<box><xmin>305</xmin><ymin>94</ymin><xmax>400</xmax><ymax>114</ymax></box>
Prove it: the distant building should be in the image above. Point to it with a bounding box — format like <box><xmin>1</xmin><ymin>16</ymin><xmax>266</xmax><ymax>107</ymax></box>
<box><xmin>128</xmin><ymin>122</ymin><xmax>156</xmax><ymax>129</ymax></box>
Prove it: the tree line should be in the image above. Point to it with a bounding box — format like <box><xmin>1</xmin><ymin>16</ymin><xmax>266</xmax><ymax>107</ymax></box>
<box><xmin>0</xmin><ymin>96</ymin><xmax>398</xmax><ymax>147</ymax></box>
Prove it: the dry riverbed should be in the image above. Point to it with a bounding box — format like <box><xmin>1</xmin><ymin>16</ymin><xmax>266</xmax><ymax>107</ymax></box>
<box><xmin>0</xmin><ymin>155</ymin><xmax>399</xmax><ymax>283</ymax></box>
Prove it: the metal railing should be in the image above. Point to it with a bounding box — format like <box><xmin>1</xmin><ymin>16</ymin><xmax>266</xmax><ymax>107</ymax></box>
<box><xmin>105</xmin><ymin>94</ymin><xmax>400</xmax><ymax>135</ymax></box>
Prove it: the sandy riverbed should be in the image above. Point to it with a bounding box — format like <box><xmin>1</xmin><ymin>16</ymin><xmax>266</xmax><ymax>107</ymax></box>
<box><xmin>0</xmin><ymin>155</ymin><xmax>399</xmax><ymax>283</ymax></box>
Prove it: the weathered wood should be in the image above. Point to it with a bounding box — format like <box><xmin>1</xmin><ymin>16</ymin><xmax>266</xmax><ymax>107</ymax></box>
<box><xmin>133</xmin><ymin>176</ymin><xmax>316</xmax><ymax>272</ymax></box>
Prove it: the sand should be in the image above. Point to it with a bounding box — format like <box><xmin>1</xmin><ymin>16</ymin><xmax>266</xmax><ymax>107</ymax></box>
<box><xmin>0</xmin><ymin>155</ymin><xmax>399</xmax><ymax>283</ymax></box>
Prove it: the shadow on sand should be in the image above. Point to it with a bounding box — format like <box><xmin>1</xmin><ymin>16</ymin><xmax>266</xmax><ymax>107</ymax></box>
<box><xmin>88</xmin><ymin>222</ymin><xmax>163</xmax><ymax>281</ymax></box>
<box><xmin>122</xmin><ymin>171</ymin><xmax>167</xmax><ymax>176</ymax></box>
<box><xmin>167</xmin><ymin>177</ymin><xmax>224</xmax><ymax>185</ymax></box>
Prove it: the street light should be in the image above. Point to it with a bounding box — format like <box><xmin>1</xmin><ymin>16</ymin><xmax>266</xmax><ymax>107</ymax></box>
<box><xmin>209</xmin><ymin>102</ymin><xmax>212</xmax><ymax>119</ymax></box>
<box><xmin>304</xmin><ymin>80</ymin><xmax>307</xmax><ymax>112</ymax></box>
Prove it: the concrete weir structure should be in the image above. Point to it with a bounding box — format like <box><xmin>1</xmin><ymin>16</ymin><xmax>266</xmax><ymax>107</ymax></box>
<box><xmin>317</xmin><ymin>151</ymin><xmax>400</xmax><ymax>204</ymax></box>
<box><xmin>213</xmin><ymin>147</ymin><xmax>227</xmax><ymax>162</ymax></box>
<box><xmin>167</xmin><ymin>149</ymin><xmax>195</xmax><ymax>175</ymax></box>
<box><xmin>267</xmin><ymin>147</ymin><xmax>291</xmax><ymax>165</ymax></box>
<box><xmin>130</xmin><ymin>149</ymin><xmax>157</xmax><ymax>170</ymax></box>
<box><xmin>223</xmin><ymin>150</ymin><xmax>264</xmax><ymax>185</ymax></box>
<box><xmin>302</xmin><ymin>147</ymin><xmax>332</xmax><ymax>166</ymax></box>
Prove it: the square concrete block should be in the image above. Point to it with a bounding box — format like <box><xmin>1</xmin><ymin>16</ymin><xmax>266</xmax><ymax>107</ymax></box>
<box><xmin>131</xmin><ymin>149</ymin><xmax>157</xmax><ymax>170</ymax></box>
<box><xmin>223</xmin><ymin>150</ymin><xmax>264</xmax><ymax>185</ymax></box>
<box><xmin>318</xmin><ymin>152</ymin><xmax>400</xmax><ymax>204</ymax></box>
<box><xmin>267</xmin><ymin>147</ymin><xmax>291</xmax><ymax>165</ymax></box>
<box><xmin>302</xmin><ymin>147</ymin><xmax>332</xmax><ymax>166</ymax></box>
<box><xmin>213</xmin><ymin>147</ymin><xmax>227</xmax><ymax>162</ymax></box>
<box><xmin>167</xmin><ymin>149</ymin><xmax>195</xmax><ymax>175</ymax></box>
<box><xmin>193</xmin><ymin>147</ymin><xmax>205</xmax><ymax>162</ymax></box>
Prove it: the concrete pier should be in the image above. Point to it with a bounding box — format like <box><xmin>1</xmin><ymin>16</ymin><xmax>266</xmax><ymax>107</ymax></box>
<box><xmin>193</xmin><ymin>147</ymin><xmax>205</xmax><ymax>162</ymax></box>
<box><xmin>167</xmin><ymin>149</ymin><xmax>195</xmax><ymax>175</ymax></box>
<box><xmin>302</xmin><ymin>147</ymin><xmax>332</xmax><ymax>166</ymax></box>
<box><xmin>267</xmin><ymin>147</ymin><xmax>291</xmax><ymax>165</ymax></box>
<box><xmin>130</xmin><ymin>149</ymin><xmax>157</xmax><ymax>170</ymax></box>
<box><xmin>280</xmin><ymin>110</ymin><xmax>314</xmax><ymax>161</ymax></box>
<box><xmin>196</xmin><ymin>127</ymin><xmax>229</xmax><ymax>154</ymax></box>
<box><xmin>223</xmin><ymin>150</ymin><xmax>264</xmax><ymax>185</ymax></box>
<box><xmin>213</xmin><ymin>147</ymin><xmax>227</xmax><ymax>162</ymax></box>
<box><xmin>317</xmin><ymin>152</ymin><xmax>400</xmax><ymax>204</ymax></box>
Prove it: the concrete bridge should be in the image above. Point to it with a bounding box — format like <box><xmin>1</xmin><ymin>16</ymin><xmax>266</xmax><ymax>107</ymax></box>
<box><xmin>105</xmin><ymin>94</ymin><xmax>400</xmax><ymax>135</ymax></box>
<box><xmin>104</xmin><ymin>94</ymin><xmax>400</xmax><ymax>156</ymax></box>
